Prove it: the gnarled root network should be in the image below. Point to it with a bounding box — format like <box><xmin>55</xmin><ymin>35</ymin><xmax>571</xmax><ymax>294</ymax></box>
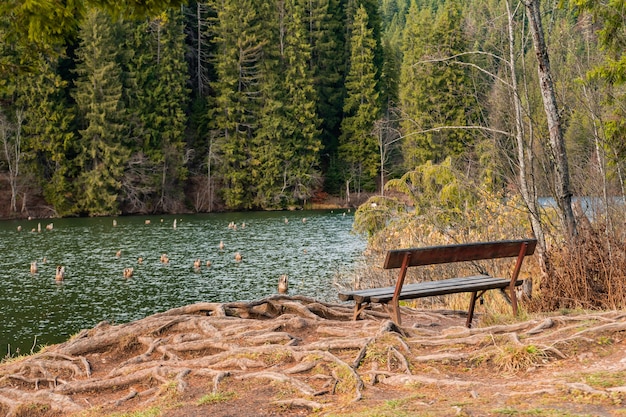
<box><xmin>1</xmin><ymin>296</ymin><xmax>625</xmax><ymax>416</ymax></box>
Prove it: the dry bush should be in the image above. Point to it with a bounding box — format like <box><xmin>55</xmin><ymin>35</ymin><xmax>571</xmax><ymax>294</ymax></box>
<box><xmin>349</xmin><ymin>158</ymin><xmax>626</xmax><ymax>316</ymax></box>
<box><xmin>340</xmin><ymin>191</ymin><xmax>539</xmax><ymax>318</ymax></box>
<box><xmin>528</xmin><ymin>204</ymin><xmax>626</xmax><ymax>312</ymax></box>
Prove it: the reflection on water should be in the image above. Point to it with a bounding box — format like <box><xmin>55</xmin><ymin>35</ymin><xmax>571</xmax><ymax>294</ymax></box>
<box><xmin>0</xmin><ymin>210</ymin><xmax>365</xmax><ymax>357</ymax></box>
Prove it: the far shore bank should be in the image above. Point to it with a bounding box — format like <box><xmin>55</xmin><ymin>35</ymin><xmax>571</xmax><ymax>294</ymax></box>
<box><xmin>0</xmin><ymin>194</ymin><xmax>372</xmax><ymax>222</ymax></box>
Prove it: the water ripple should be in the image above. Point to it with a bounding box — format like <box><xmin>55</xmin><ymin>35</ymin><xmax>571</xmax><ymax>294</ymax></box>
<box><xmin>0</xmin><ymin>210</ymin><xmax>365</xmax><ymax>357</ymax></box>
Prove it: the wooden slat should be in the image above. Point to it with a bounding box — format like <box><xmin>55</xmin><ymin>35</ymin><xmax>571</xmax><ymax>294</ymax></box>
<box><xmin>338</xmin><ymin>285</ymin><xmax>396</xmax><ymax>301</ymax></box>
<box><xmin>363</xmin><ymin>276</ymin><xmax>509</xmax><ymax>303</ymax></box>
<box><xmin>383</xmin><ymin>239</ymin><xmax>537</xmax><ymax>269</ymax></box>
<box><xmin>370</xmin><ymin>278</ymin><xmax>522</xmax><ymax>304</ymax></box>
<box><xmin>338</xmin><ymin>275</ymin><xmax>494</xmax><ymax>301</ymax></box>
<box><xmin>350</xmin><ymin>275</ymin><xmax>493</xmax><ymax>303</ymax></box>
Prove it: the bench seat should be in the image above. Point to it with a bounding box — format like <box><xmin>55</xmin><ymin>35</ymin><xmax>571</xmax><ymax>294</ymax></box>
<box><xmin>338</xmin><ymin>239</ymin><xmax>537</xmax><ymax>327</ymax></box>
<box><xmin>342</xmin><ymin>275</ymin><xmax>522</xmax><ymax>304</ymax></box>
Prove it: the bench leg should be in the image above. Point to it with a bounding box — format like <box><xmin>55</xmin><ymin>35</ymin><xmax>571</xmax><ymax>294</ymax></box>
<box><xmin>353</xmin><ymin>302</ymin><xmax>368</xmax><ymax>321</ymax></box>
<box><xmin>510</xmin><ymin>285</ymin><xmax>519</xmax><ymax>317</ymax></box>
<box><xmin>466</xmin><ymin>291</ymin><xmax>478</xmax><ymax>328</ymax></box>
<box><xmin>390</xmin><ymin>301</ymin><xmax>402</xmax><ymax>326</ymax></box>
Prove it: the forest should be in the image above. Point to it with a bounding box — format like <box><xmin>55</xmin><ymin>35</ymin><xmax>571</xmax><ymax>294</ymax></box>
<box><xmin>3</xmin><ymin>5</ymin><xmax>626</xmax><ymax>416</ymax></box>
<box><xmin>0</xmin><ymin>0</ymin><xmax>624</xmax><ymax>220</ymax></box>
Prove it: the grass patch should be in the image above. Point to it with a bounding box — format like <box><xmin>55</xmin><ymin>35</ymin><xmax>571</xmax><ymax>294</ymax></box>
<box><xmin>493</xmin><ymin>344</ymin><xmax>549</xmax><ymax>373</ymax></box>
<box><xmin>322</xmin><ymin>395</ymin><xmax>430</xmax><ymax>417</ymax></box>
<box><xmin>197</xmin><ymin>391</ymin><xmax>235</xmax><ymax>405</ymax></box>
<box><xmin>1</xmin><ymin>341</ymin><xmax>49</xmax><ymax>364</ymax></box>
<box><xmin>566</xmin><ymin>370</ymin><xmax>626</xmax><ymax>389</ymax></box>
<box><xmin>582</xmin><ymin>371</ymin><xmax>626</xmax><ymax>389</ymax></box>
<box><xmin>260</xmin><ymin>349</ymin><xmax>293</xmax><ymax>366</ymax></box>
<box><xmin>13</xmin><ymin>403</ymin><xmax>51</xmax><ymax>417</ymax></box>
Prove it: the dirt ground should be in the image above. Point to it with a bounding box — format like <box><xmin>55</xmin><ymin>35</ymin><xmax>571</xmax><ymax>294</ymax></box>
<box><xmin>1</xmin><ymin>296</ymin><xmax>626</xmax><ymax>417</ymax></box>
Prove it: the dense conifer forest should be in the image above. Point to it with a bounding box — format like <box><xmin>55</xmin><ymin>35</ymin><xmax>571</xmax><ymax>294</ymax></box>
<box><xmin>0</xmin><ymin>0</ymin><xmax>624</xmax><ymax>218</ymax></box>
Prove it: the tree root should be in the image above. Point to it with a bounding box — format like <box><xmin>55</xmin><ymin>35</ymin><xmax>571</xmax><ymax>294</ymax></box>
<box><xmin>381</xmin><ymin>373</ymin><xmax>485</xmax><ymax>388</ymax></box>
<box><xmin>272</xmin><ymin>398</ymin><xmax>326</xmax><ymax>411</ymax></box>
<box><xmin>1</xmin><ymin>297</ymin><xmax>625</xmax><ymax>415</ymax></box>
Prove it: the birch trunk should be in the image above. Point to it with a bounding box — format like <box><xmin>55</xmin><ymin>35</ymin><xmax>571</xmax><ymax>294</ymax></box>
<box><xmin>507</xmin><ymin>1</ymin><xmax>547</xmax><ymax>296</ymax></box>
<box><xmin>524</xmin><ymin>0</ymin><xmax>577</xmax><ymax>239</ymax></box>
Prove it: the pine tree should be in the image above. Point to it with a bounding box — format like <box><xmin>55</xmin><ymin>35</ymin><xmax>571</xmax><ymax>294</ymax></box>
<box><xmin>379</xmin><ymin>0</ymin><xmax>405</xmax><ymax>110</ymax></box>
<box><xmin>0</xmin><ymin>0</ymin><xmax>188</xmax><ymax>45</ymax></box>
<box><xmin>210</xmin><ymin>0</ymin><xmax>265</xmax><ymax>209</ymax></box>
<box><xmin>254</xmin><ymin>0</ymin><xmax>321</xmax><ymax>208</ymax></box>
<box><xmin>121</xmin><ymin>9</ymin><xmax>190</xmax><ymax>213</ymax></box>
<box><xmin>399</xmin><ymin>0</ymin><xmax>479</xmax><ymax>168</ymax></box>
<box><xmin>306</xmin><ymin>0</ymin><xmax>347</xmax><ymax>194</ymax></box>
<box><xmin>573</xmin><ymin>0</ymin><xmax>626</xmax><ymax>187</ymax></box>
<box><xmin>149</xmin><ymin>10</ymin><xmax>190</xmax><ymax>212</ymax></box>
<box><xmin>72</xmin><ymin>8</ymin><xmax>130</xmax><ymax>216</ymax></box>
<box><xmin>183</xmin><ymin>0</ymin><xmax>218</xmax><ymax>193</ymax></box>
<box><xmin>398</xmin><ymin>2</ymin><xmax>430</xmax><ymax>169</ymax></box>
<box><xmin>281</xmin><ymin>0</ymin><xmax>322</xmax><ymax>205</ymax></box>
<box><xmin>184</xmin><ymin>0</ymin><xmax>216</xmax><ymax>98</ymax></box>
<box><xmin>339</xmin><ymin>4</ymin><xmax>380</xmax><ymax>195</ymax></box>
<box><xmin>19</xmin><ymin>58</ymin><xmax>76</xmax><ymax>216</ymax></box>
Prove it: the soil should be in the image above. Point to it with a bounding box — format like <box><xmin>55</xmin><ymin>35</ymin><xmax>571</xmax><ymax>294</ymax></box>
<box><xmin>1</xmin><ymin>296</ymin><xmax>626</xmax><ymax>417</ymax></box>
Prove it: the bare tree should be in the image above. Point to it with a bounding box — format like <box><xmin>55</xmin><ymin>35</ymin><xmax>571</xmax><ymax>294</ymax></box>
<box><xmin>524</xmin><ymin>0</ymin><xmax>577</xmax><ymax>239</ymax></box>
<box><xmin>504</xmin><ymin>0</ymin><xmax>548</xmax><ymax>296</ymax></box>
<box><xmin>183</xmin><ymin>1</ymin><xmax>214</xmax><ymax>96</ymax></box>
<box><xmin>391</xmin><ymin>2</ymin><xmax>554</xmax><ymax>283</ymax></box>
<box><xmin>372</xmin><ymin>110</ymin><xmax>401</xmax><ymax>196</ymax></box>
<box><xmin>0</xmin><ymin>109</ymin><xmax>24</xmax><ymax>213</ymax></box>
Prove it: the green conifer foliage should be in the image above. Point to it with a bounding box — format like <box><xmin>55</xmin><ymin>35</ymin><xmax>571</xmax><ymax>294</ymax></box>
<box><xmin>399</xmin><ymin>0</ymin><xmax>479</xmax><ymax>168</ymax></box>
<box><xmin>210</xmin><ymin>0</ymin><xmax>265</xmax><ymax>209</ymax></box>
<box><xmin>126</xmin><ymin>10</ymin><xmax>190</xmax><ymax>213</ymax></box>
<box><xmin>72</xmin><ymin>8</ymin><xmax>130</xmax><ymax>216</ymax></box>
<box><xmin>339</xmin><ymin>4</ymin><xmax>380</xmax><ymax>194</ymax></box>
<box><xmin>18</xmin><ymin>59</ymin><xmax>77</xmax><ymax>216</ymax></box>
<box><xmin>281</xmin><ymin>42</ymin><xmax>322</xmax><ymax>203</ymax></box>
<box><xmin>254</xmin><ymin>0</ymin><xmax>321</xmax><ymax>209</ymax></box>
<box><xmin>574</xmin><ymin>0</ymin><xmax>626</xmax><ymax>169</ymax></box>
<box><xmin>398</xmin><ymin>2</ymin><xmax>429</xmax><ymax>169</ymax></box>
<box><xmin>0</xmin><ymin>0</ymin><xmax>187</xmax><ymax>46</ymax></box>
<box><xmin>306</xmin><ymin>0</ymin><xmax>346</xmax><ymax>194</ymax></box>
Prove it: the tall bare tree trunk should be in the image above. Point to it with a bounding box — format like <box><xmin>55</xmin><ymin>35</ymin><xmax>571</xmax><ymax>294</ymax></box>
<box><xmin>506</xmin><ymin>1</ymin><xmax>547</xmax><ymax>297</ymax></box>
<box><xmin>207</xmin><ymin>139</ymin><xmax>214</xmax><ymax>212</ymax></box>
<box><xmin>524</xmin><ymin>0</ymin><xmax>577</xmax><ymax>239</ymax></box>
<box><xmin>1</xmin><ymin>109</ymin><xmax>24</xmax><ymax>213</ymax></box>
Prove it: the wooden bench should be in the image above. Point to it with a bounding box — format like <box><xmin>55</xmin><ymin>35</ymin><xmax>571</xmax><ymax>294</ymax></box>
<box><xmin>338</xmin><ymin>239</ymin><xmax>537</xmax><ymax>328</ymax></box>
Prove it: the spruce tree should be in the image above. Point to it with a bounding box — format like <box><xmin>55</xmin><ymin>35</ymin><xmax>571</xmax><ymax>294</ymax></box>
<box><xmin>306</xmin><ymin>0</ymin><xmax>347</xmax><ymax>194</ymax></box>
<box><xmin>148</xmin><ymin>10</ymin><xmax>190</xmax><ymax>212</ymax></box>
<box><xmin>399</xmin><ymin>0</ymin><xmax>479</xmax><ymax>168</ymax></box>
<box><xmin>19</xmin><ymin>58</ymin><xmax>76</xmax><ymax>216</ymax></box>
<box><xmin>254</xmin><ymin>0</ymin><xmax>321</xmax><ymax>208</ymax></box>
<box><xmin>339</xmin><ymin>4</ymin><xmax>380</xmax><ymax>195</ymax></box>
<box><xmin>210</xmin><ymin>0</ymin><xmax>265</xmax><ymax>209</ymax></box>
<box><xmin>281</xmin><ymin>0</ymin><xmax>322</xmax><ymax>205</ymax></box>
<box><xmin>121</xmin><ymin>9</ymin><xmax>190</xmax><ymax>213</ymax></box>
<box><xmin>72</xmin><ymin>8</ymin><xmax>130</xmax><ymax>216</ymax></box>
<box><xmin>183</xmin><ymin>0</ymin><xmax>218</xmax><ymax>184</ymax></box>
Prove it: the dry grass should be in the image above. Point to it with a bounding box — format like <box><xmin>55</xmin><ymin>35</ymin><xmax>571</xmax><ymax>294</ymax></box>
<box><xmin>347</xmin><ymin>181</ymin><xmax>626</xmax><ymax>317</ymax></box>
<box><xmin>528</xmin><ymin>203</ymin><xmax>626</xmax><ymax>312</ymax></box>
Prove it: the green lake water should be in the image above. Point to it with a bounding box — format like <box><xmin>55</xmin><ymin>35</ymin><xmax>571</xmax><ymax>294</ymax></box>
<box><xmin>0</xmin><ymin>210</ymin><xmax>365</xmax><ymax>358</ymax></box>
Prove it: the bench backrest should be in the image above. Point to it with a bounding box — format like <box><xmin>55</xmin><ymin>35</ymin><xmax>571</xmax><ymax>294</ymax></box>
<box><xmin>383</xmin><ymin>239</ymin><xmax>537</xmax><ymax>269</ymax></box>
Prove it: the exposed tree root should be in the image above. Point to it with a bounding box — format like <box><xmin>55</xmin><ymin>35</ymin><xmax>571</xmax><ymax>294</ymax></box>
<box><xmin>0</xmin><ymin>296</ymin><xmax>625</xmax><ymax>416</ymax></box>
<box><xmin>272</xmin><ymin>398</ymin><xmax>326</xmax><ymax>411</ymax></box>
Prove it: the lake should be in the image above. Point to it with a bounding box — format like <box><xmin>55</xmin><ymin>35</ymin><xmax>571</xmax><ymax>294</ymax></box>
<box><xmin>0</xmin><ymin>210</ymin><xmax>365</xmax><ymax>358</ymax></box>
